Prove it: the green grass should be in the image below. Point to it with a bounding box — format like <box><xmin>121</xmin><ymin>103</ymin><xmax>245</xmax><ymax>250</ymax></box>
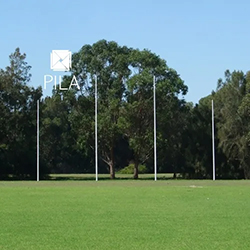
<box><xmin>1</xmin><ymin>179</ymin><xmax>250</xmax><ymax>249</ymax></box>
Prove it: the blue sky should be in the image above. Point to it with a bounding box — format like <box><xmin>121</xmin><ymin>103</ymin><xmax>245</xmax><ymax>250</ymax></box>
<box><xmin>1</xmin><ymin>0</ymin><xmax>250</xmax><ymax>103</ymax></box>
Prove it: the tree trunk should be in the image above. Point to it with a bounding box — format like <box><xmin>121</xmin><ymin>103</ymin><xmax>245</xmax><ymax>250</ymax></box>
<box><xmin>134</xmin><ymin>157</ymin><xmax>139</xmax><ymax>179</ymax></box>
<box><xmin>243</xmin><ymin>162</ymin><xmax>250</xmax><ymax>180</ymax></box>
<box><xmin>109</xmin><ymin>146</ymin><xmax>115</xmax><ymax>179</ymax></box>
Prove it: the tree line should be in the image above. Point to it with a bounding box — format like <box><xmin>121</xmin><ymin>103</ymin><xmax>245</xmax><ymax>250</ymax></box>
<box><xmin>0</xmin><ymin>40</ymin><xmax>249</xmax><ymax>180</ymax></box>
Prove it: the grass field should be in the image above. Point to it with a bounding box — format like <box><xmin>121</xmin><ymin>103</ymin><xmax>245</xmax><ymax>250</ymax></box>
<box><xmin>1</xmin><ymin>177</ymin><xmax>250</xmax><ymax>249</ymax></box>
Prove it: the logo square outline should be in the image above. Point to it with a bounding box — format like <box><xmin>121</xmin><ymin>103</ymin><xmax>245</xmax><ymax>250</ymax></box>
<box><xmin>50</xmin><ymin>50</ymin><xmax>72</xmax><ymax>71</ymax></box>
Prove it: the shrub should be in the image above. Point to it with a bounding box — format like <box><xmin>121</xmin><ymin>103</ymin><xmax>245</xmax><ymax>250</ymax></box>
<box><xmin>118</xmin><ymin>164</ymin><xmax>147</xmax><ymax>174</ymax></box>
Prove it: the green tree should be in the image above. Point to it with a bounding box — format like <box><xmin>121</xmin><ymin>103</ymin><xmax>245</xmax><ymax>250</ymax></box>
<box><xmin>0</xmin><ymin>48</ymin><xmax>43</xmax><ymax>179</ymax></box>
<box><xmin>119</xmin><ymin>49</ymin><xmax>187</xmax><ymax>179</ymax></box>
<box><xmin>215</xmin><ymin>70</ymin><xmax>250</xmax><ymax>178</ymax></box>
<box><xmin>65</xmin><ymin>40</ymin><xmax>131</xmax><ymax>178</ymax></box>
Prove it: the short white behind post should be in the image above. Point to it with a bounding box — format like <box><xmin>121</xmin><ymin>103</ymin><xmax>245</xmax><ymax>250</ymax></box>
<box><xmin>37</xmin><ymin>99</ymin><xmax>39</xmax><ymax>182</ymax></box>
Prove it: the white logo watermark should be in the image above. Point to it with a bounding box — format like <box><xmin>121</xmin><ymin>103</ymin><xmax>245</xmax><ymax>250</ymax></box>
<box><xmin>50</xmin><ymin>50</ymin><xmax>72</xmax><ymax>71</ymax></box>
<box><xmin>44</xmin><ymin>50</ymin><xmax>80</xmax><ymax>90</ymax></box>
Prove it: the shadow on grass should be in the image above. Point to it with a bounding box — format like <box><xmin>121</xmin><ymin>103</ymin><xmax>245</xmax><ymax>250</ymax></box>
<box><xmin>48</xmin><ymin>176</ymin><xmax>181</xmax><ymax>181</ymax></box>
<box><xmin>1</xmin><ymin>174</ymin><xmax>183</xmax><ymax>181</ymax></box>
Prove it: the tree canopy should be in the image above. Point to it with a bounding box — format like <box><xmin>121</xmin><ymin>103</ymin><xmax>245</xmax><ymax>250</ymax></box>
<box><xmin>1</xmin><ymin>41</ymin><xmax>249</xmax><ymax>180</ymax></box>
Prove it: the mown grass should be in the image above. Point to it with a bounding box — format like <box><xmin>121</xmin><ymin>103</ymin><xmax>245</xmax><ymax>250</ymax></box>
<box><xmin>1</xmin><ymin>179</ymin><xmax>250</xmax><ymax>249</ymax></box>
